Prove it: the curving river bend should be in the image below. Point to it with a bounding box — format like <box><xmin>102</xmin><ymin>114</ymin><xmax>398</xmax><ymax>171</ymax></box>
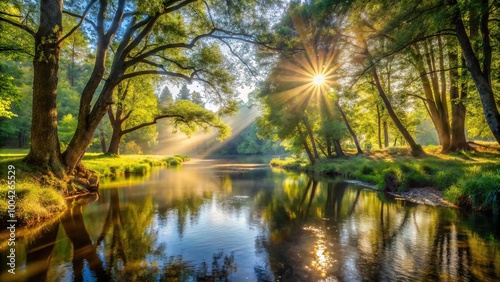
<box><xmin>1</xmin><ymin>157</ymin><xmax>499</xmax><ymax>281</ymax></box>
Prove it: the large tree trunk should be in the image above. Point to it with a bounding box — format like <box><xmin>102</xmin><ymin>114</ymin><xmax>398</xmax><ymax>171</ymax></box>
<box><xmin>25</xmin><ymin>0</ymin><xmax>63</xmax><ymax>170</ymax></box>
<box><xmin>450</xmin><ymin>0</ymin><xmax>500</xmax><ymax>144</ymax></box>
<box><xmin>411</xmin><ymin>43</ymin><xmax>450</xmax><ymax>150</ymax></box>
<box><xmin>371</xmin><ymin>64</ymin><xmax>422</xmax><ymax>155</ymax></box>
<box><xmin>335</xmin><ymin>100</ymin><xmax>363</xmax><ymax>154</ymax></box>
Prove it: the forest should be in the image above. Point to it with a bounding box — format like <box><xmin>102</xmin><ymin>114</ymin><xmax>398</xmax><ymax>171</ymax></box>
<box><xmin>0</xmin><ymin>0</ymin><xmax>500</xmax><ymax>218</ymax></box>
<box><xmin>1</xmin><ymin>0</ymin><xmax>500</xmax><ymax>281</ymax></box>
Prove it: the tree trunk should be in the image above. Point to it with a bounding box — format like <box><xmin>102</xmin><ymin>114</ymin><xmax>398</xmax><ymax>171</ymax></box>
<box><xmin>326</xmin><ymin>138</ymin><xmax>333</xmax><ymax>158</ymax></box>
<box><xmin>62</xmin><ymin>80</ymin><xmax>118</xmax><ymax>172</ymax></box>
<box><xmin>333</xmin><ymin>139</ymin><xmax>345</xmax><ymax>157</ymax></box>
<box><xmin>303</xmin><ymin>117</ymin><xmax>319</xmax><ymax>159</ymax></box>
<box><xmin>335</xmin><ymin>100</ymin><xmax>363</xmax><ymax>154</ymax></box>
<box><xmin>450</xmin><ymin>0</ymin><xmax>500</xmax><ymax>144</ymax></box>
<box><xmin>298</xmin><ymin>126</ymin><xmax>315</xmax><ymax>165</ymax></box>
<box><xmin>411</xmin><ymin>44</ymin><xmax>450</xmax><ymax>150</ymax></box>
<box><xmin>377</xmin><ymin>104</ymin><xmax>382</xmax><ymax>149</ymax></box>
<box><xmin>99</xmin><ymin>129</ymin><xmax>107</xmax><ymax>153</ymax></box>
<box><xmin>447</xmin><ymin>53</ymin><xmax>471</xmax><ymax>151</ymax></box>
<box><xmin>107</xmin><ymin>129</ymin><xmax>122</xmax><ymax>155</ymax></box>
<box><xmin>383</xmin><ymin>120</ymin><xmax>389</xmax><ymax>148</ymax></box>
<box><xmin>371</xmin><ymin>64</ymin><xmax>422</xmax><ymax>154</ymax></box>
<box><xmin>24</xmin><ymin>0</ymin><xmax>63</xmax><ymax>170</ymax></box>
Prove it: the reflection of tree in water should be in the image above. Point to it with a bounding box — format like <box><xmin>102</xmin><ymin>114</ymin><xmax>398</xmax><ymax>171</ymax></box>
<box><xmin>120</xmin><ymin>251</ymin><xmax>237</xmax><ymax>281</ymax></box>
<box><xmin>156</xmin><ymin>189</ymin><xmax>208</xmax><ymax>237</ymax></box>
<box><xmin>60</xmin><ymin>189</ymin><xmax>238</xmax><ymax>281</ymax></box>
<box><xmin>23</xmin><ymin>219</ymin><xmax>60</xmax><ymax>281</ymax></box>
<box><xmin>254</xmin><ymin>173</ymin><xmax>500</xmax><ymax>281</ymax></box>
<box><xmin>95</xmin><ymin>188</ymin><xmax>160</xmax><ymax>280</ymax></box>
<box><xmin>124</xmin><ymin>250</ymin><xmax>237</xmax><ymax>280</ymax></box>
<box><xmin>61</xmin><ymin>196</ymin><xmax>112</xmax><ymax>281</ymax></box>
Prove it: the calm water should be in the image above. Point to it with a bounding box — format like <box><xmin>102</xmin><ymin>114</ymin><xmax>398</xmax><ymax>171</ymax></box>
<box><xmin>1</xmin><ymin>158</ymin><xmax>499</xmax><ymax>281</ymax></box>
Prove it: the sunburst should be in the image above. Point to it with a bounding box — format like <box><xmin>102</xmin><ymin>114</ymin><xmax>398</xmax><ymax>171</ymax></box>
<box><xmin>268</xmin><ymin>12</ymin><xmax>340</xmax><ymax>116</ymax></box>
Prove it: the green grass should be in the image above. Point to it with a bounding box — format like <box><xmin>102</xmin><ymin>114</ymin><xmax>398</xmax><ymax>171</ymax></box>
<box><xmin>82</xmin><ymin>153</ymin><xmax>190</xmax><ymax>177</ymax></box>
<box><xmin>271</xmin><ymin>146</ymin><xmax>500</xmax><ymax>214</ymax></box>
<box><xmin>0</xmin><ymin>180</ymin><xmax>66</xmax><ymax>225</ymax></box>
<box><xmin>0</xmin><ymin>151</ymin><xmax>190</xmax><ymax>225</ymax></box>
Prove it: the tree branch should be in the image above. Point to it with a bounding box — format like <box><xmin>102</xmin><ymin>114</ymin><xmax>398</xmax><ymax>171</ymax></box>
<box><xmin>121</xmin><ymin>114</ymin><xmax>183</xmax><ymax>135</ymax></box>
<box><xmin>0</xmin><ymin>15</ymin><xmax>35</xmax><ymax>37</ymax></box>
<box><xmin>58</xmin><ymin>0</ymin><xmax>97</xmax><ymax>44</ymax></box>
<box><xmin>124</xmin><ymin>30</ymin><xmax>217</xmax><ymax>68</ymax></box>
<box><xmin>63</xmin><ymin>10</ymin><xmax>98</xmax><ymax>31</ymax></box>
<box><xmin>218</xmin><ymin>38</ymin><xmax>260</xmax><ymax>81</ymax></box>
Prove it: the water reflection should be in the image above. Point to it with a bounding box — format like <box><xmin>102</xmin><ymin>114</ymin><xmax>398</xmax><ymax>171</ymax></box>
<box><xmin>1</xmin><ymin>158</ymin><xmax>499</xmax><ymax>281</ymax></box>
<box><xmin>256</xmin><ymin>174</ymin><xmax>499</xmax><ymax>281</ymax></box>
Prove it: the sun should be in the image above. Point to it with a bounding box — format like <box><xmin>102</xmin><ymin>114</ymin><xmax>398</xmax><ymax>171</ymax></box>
<box><xmin>312</xmin><ymin>74</ymin><xmax>325</xmax><ymax>86</ymax></box>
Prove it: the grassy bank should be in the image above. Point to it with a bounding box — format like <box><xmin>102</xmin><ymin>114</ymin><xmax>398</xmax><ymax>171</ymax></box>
<box><xmin>0</xmin><ymin>150</ymin><xmax>189</xmax><ymax>226</ymax></box>
<box><xmin>82</xmin><ymin>153</ymin><xmax>190</xmax><ymax>177</ymax></box>
<box><xmin>271</xmin><ymin>146</ymin><xmax>500</xmax><ymax>215</ymax></box>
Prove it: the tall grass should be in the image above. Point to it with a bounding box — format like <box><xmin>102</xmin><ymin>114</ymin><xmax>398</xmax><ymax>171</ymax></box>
<box><xmin>0</xmin><ymin>180</ymin><xmax>66</xmax><ymax>225</ymax></box>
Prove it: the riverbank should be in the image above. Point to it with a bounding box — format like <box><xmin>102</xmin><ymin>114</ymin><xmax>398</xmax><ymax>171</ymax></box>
<box><xmin>271</xmin><ymin>145</ymin><xmax>500</xmax><ymax>214</ymax></box>
<box><xmin>0</xmin><ymin>150</ymin><xmax>189</xmax><ymax>226</ymax></box>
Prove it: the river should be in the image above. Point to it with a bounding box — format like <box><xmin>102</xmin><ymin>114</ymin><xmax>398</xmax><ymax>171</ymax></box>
<box><xmin>1</xmin><ymin>157</ymin><xmax>499</xmax><ymax>281</ymax></box>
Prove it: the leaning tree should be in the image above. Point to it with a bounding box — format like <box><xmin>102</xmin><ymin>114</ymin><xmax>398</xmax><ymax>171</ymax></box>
<box><xmin>0</xmin><ymin>0</ymin><xmax>279</xmax><ymax>187</ymax></box>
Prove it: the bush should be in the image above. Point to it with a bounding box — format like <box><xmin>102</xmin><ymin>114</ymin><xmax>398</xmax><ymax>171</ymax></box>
<box><xmin>444</xmin><ymin>172</ymin><xmax>500</xmax><ymax>215</ymax></box>
<box><xmin>380</xmin><ymin>168</ymin><xmax>402</xmax><ymax>192</ymax></box>
<box><xmin>124</xmin><ymin>141</ymin><xmax>143</xmax><ymax>154</ymax></box>
<box><xmin>174</xmin><ymin>155</ymin><xmax>191</xmax><ymax>161</ymax></box>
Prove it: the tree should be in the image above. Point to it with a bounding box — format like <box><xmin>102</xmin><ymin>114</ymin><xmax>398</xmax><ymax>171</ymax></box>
<box><xmin>0</xmin><ymin>0</ymin><xmax>278</xmax><ymax>186</ymax></box>
<box><xmin>178</xmin><ymin>84</ymin><xmax>191</xmax><ymax>101</ymax></box>
<box><xmin>107</xmin><ymin>76</ymin><xmax>228</xmax><ymax>155</ymax></box>
<box><xmin>447</xmin><ymin>0</ymin><xmax>500</xmax><ymax>144</ymax></box>
<box><xmin>159</xmin><ymin>86</ymin><xmax>174</xmax><ymax>107</ymax></box>
<box><xmin>191</xmin><ymin>91</ymin><xmax>204</xmax><ymax>107</ymax></box>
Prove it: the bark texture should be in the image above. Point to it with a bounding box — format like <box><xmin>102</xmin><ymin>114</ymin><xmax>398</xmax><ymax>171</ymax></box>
<box><xmin>25</xmin><ymin>0</ymin><xmax>63</xmax><ymax>170</ymax></box>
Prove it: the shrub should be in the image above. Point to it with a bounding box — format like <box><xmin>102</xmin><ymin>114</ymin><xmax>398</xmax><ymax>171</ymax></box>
<box><xmin>174</xmin><ymin>155</ymin><xmax>191</xmax><ymax>161</ymax></box>
<box><xmin>124</xmin><ymin>141</ymin><xmax>143</xmax><ymax>155</ymax></box>
<box><xmin>444</xmin><ymin>172</ymin><xmax>500</xmax><ymax>215</ymax></box>
<box><xmin>380</xmin><ymin>168</ymin><xmax>402</xmax><ymax>192</ymax></box>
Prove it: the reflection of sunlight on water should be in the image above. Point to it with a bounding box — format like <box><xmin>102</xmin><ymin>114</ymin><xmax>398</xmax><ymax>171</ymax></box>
<box><xmin>303</xmin><ymin>225</ymin><xmax>337</xmax><ymax>279</ymax></box>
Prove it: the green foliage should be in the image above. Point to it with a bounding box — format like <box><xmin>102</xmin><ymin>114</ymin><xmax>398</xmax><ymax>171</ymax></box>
<box><xmin>0</xmin><ymin>61</ymin><xmax>23</xmax><ymax>118</ymax></box>
<box><xmin>58</xmin><ymin>114</ymin><xmax>77</xmax><ymax>147</ymax></box>
<box><xmin>445</xmin><ymin>171</ymin><xmax>500</xmax><ymax>215</ymax></box>
<box><xmin>166</xmin><ymin>100</ymin><xmax>230</xmax><ymax>141</ymax></box>
<box><xmin>124</xmin><ymin>141</ymin><xmax>143</xmax><ymax>155</ymax></box>
<box><xmin>81</xmin><ymin>153</ymin><xmax>188</xmax><ymax>177</ymax></box>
